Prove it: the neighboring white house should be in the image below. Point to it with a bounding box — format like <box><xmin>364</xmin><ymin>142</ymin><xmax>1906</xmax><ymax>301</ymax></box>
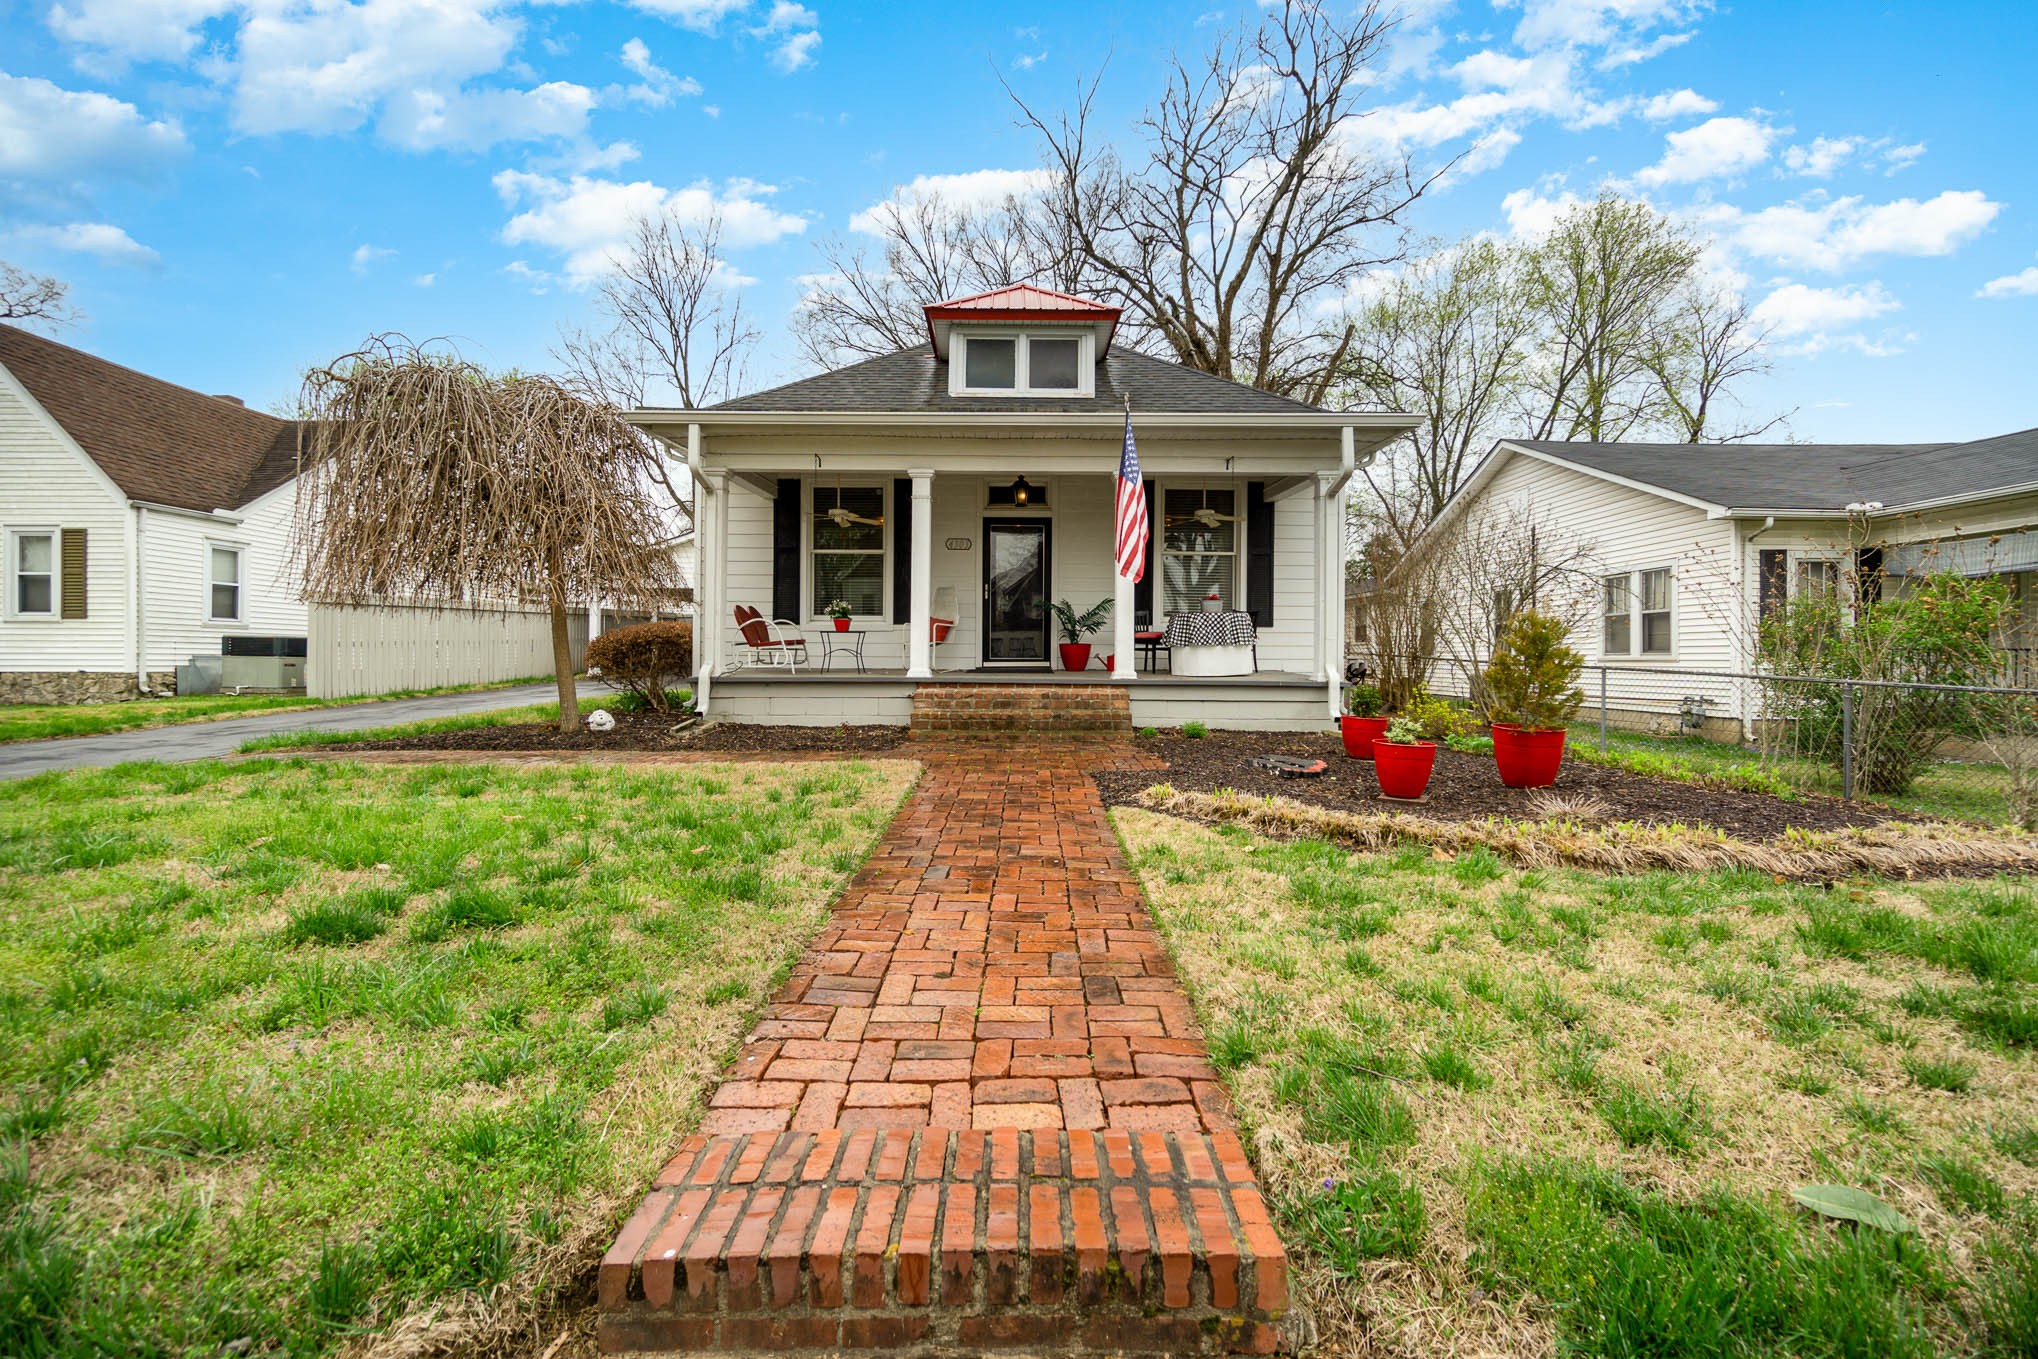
<box><xmin>1420</xmin><ymin>429</ymin><xmax>2038</xmax><ymax>732</ymax></box>
<box><xmin>627</xmin><ymin>285</ymin><xmax>1416</xmax><ymax>730</ymax></box>
<box><xmin>1</xmin><ymin>323</ymin><xmax>308</xmax><ymax>703</ymax></box>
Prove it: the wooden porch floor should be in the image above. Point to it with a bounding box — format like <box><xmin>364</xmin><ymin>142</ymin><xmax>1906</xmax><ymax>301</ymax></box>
<box><xmin>710</xmin><ymin>669</ymin><xmax>1323</xmax><ymax>687</ymax></box>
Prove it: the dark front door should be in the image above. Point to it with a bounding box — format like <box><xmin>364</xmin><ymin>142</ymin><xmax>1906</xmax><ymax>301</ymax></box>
<box><xmin>982</xmin><ymin>518</ymin><xmax>1051</xmax><ymax>666</ymax></box>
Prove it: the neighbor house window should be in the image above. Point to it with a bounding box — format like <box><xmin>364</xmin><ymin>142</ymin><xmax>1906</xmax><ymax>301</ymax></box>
<box><xmin>811</xmin><ymin>484</ymin><xmax>885</xmax><ymax>617</ymax></box>
<box><xmin>953</xmin><ymin>333</ymin><xmax>1092</xmax><ymax>396</ymax></box>
<box><xmin>1795</xmin><ymin>558</ymin><xmax>1840</xmax><ymax>598</ymax></box>
<box><xmin>11</xmin><ymin>530</ymin><xmax>54</xmax><ymax>616</ymax></box>
<box><xmin>208</xmin><ymin>544</ymin><xmax>243</xmax><ymax>622</ymax></box>
<box><xmin>1161</xmin><ymin>487</ymin><xmax>1237</xmax><ymax>615</ymax></box>
<box><xmin>1601</xmin><ymin>568</ymin><xmax>1673</xmax><ymax>656</ymax></box>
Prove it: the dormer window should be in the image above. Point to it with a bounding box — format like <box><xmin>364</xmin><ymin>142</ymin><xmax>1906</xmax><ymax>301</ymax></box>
<box><xmin>952</xmin><ymin>331</ymin><xmax>1094</xmax><ymax>397</ymax></box>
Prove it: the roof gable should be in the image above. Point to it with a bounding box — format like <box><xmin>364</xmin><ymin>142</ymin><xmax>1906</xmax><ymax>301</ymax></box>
<box><xmin>0</xmin><ymin>323</ymin><xmax>304</xmax><ymax>513</ymax></box>
<box><xmin>923</xmin><ymin>284</ymin><xmax>1121</xmax><ymax>356</ymax></box>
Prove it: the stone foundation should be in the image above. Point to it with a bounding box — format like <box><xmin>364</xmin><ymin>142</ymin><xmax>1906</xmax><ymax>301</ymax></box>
<box><xmin>0</xmin><ymin>670</ymin><xmax>178</xmax><ymax>705</ymax></box>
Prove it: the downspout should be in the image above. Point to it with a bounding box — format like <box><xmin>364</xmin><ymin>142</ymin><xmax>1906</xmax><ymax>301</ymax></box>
<box><xmin>130</xmin><ymin>504</ymin><xmax>149</xmax><ymax>695</ymax></box>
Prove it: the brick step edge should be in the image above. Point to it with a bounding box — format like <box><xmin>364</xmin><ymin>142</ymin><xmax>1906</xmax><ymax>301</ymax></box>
<box><xmin>596</xmin><ymin>1127</ymin><xmax>1287</xmax><ymax>1356</ymax></box>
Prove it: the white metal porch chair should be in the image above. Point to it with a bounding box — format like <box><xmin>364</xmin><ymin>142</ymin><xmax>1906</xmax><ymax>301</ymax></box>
<box><xmin>732</xmin><ymin>605</ymin><xmax>808</xmax><ymax>671</ymax></box>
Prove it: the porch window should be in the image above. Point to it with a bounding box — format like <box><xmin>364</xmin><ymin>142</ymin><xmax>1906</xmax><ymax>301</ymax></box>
<box><xmin>811</xmin><ymin>484</ymin><xmax>885</xmax><ymax>617</ymax></box>
<box><xmin>1601</xmin><ymin>568</ymin><xmax>1673</xmax><ymax>656</ymax></box>
<box><xmin>12</xmin><ymin>530</ymin><xmax>54</xmax><ymax>616</ymax></box>
<box><xmin>1161</xmin><ymin>488</ymin><xmax>1237</xmax><ymax>615</ymax></box>
<box><xmin>208</xmin><ymin>544</ymin><xmax>244</xmax><ymax>622</ymax></box>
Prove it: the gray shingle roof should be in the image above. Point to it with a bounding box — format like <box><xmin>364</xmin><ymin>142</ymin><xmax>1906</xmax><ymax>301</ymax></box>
<box><xmin>707</xmin><ymin>344</ymin><xmax>1326</xmax><ymax>415</ymax></box>
<box><xmin>1509</xmin><ymin>427</ymin><xmax>2038</xmax><ymax>512</ymax></box>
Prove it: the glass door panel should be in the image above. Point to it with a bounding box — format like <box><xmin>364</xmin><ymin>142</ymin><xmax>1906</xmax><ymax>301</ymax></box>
<box><xmin>982</xmin><ymin>519</ymin><xmax>1050</xmax><ymax>664</ymax></box>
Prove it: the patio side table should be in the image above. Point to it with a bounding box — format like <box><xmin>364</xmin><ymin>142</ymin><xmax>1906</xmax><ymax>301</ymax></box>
<box><xmin>817</xmin><ymin>627</ymin><xmax>869</xmax><ymax>674</ymax></box>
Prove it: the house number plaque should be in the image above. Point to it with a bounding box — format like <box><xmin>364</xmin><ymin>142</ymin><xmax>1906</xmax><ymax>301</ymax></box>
<box><xmin>944</xmin><ymin>537</ymin><xmax>972</xmax><ymax>551</ymax></box>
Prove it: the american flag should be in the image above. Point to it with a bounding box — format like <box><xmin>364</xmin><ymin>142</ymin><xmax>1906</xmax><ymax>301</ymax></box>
<box><xmin>1113</xmin><ymin>407</ymin><xmax>1147</xmax><ymax>581</ymax></box>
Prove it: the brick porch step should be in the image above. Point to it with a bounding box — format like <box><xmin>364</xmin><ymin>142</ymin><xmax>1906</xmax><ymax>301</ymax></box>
<box><xmin>909</xmin><ymin>683</ymin><xmax>1132</xmax><ymax>737</ymax></box>
<box><xmin>597</xmin><ymin>1126</ymin><xmax>1285</xmax><ymax>1356</ymax></box>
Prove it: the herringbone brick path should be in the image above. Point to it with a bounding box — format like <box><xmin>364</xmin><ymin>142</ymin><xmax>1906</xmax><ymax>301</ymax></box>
<box><xmin>597</xmin><ymin>747</ymin><xmax>1287</xmax><ymax>1355</ymax></box>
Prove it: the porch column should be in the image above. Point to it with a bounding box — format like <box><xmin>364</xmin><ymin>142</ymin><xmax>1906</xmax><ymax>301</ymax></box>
<box><xmin>698</xmin><ymin>468</ymin><xmax>725</xmax><ymax>710</ymax></box>
<box><xmin>1111</xmin><ymin>542</ymin><xmax>1137</xmax><ymax>680</ymax></box>
<box><xmin>906</xmin><ymin>469</ymin><xmax>934</xmax><ymax>678</ymax></box>
<box><xmin>1318</xmin><ymin>470</ymin><xmax>1342</xmax><ymax>718</ymax></box>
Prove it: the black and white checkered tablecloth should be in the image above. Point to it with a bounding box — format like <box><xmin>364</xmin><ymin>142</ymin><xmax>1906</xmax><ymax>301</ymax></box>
<box><xmin>1163</xmin><ymin>610</ymin><xmax>1257</xmax><ymax>647</ymax></box>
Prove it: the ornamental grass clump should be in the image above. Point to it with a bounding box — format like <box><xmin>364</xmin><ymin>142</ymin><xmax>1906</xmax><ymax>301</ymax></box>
<box><xmin>1483</xmin><ymin>610</ymin><xmax>1585</xmax><ymax>730</ymax></box>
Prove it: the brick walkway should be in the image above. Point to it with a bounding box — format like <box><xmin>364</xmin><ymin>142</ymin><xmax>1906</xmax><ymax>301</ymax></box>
<box><xmin>597</xmin><ymin>748</ymin><xmax>1287</xmax><ymax>1355</ymax></box>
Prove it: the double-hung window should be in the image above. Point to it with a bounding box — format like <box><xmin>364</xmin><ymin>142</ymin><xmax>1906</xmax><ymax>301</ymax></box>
<box><xmin>1794</xmin><ymin>558</ymin><xmax>1840</xmax><ymax>599</ymax></box>
<box><xmin>810</xmin><ymin>484</ymin><xmax>885</xmax><ymax>617</ymax></box>
<box><xmin>208</xmin><ymin>544</ymin><xmax>244</xmax><ymax>622</ymax></box>
<box><xmin>1601</xmin><ymin>567</ymin><xmax>1673</xmax><ymax>657</ymax></box>
<box><xmin>1161</xmin><ymin>488</ymin><xmax>1237</xmax><ymax>615</ymax></box>
<box><xmin>11</xmin><ymin>530</ymin><xmax>54</xmax><ymax>617</ymax></box>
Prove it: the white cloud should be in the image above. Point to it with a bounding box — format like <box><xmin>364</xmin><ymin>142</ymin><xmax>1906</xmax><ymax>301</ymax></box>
<box><xmin>619</xmin><ymin>37</ymin><xmax>702</xmax><ymax>107</ymax></box>
<box><xmin>413</xmin><ymin>272</ymin><xmax>437</xmax><ymax>287</ymax></box>
<box><xmin>1635</xmin><ymin>115</ymin><xmax>1777</xmax><ymax>185</ymax></box>
<box><xmin>0</xmin><ymin>72</ymin><xmax>187</xmax><ymax>186</ymax></box>
<box><xmin>45</xmin><ymin>0</ymin><xmax>229</xmax><ymax>66</ymax></box>
<box><xmin>848</xmin><ymin>168</ymin><xmax>1052</xmax><ymax>235</ymax></box>
<box><xmin>1783</xmin><ymin>135</ymin><xmax>1857</xmax><ymax>178</ymax></box>
<box><xmin>626</xmin><ymin>0</ymin><xmax>751</xmax><ymax>32</ymax></box>
<box><xmin>384</xmin><ymin>82</ymin><xmax>595</xmax><ymax>152</ymax></box>
<box><xmin>1597</xmin><ymin>30</ymin><xmax>1693</xmax><ymax>68</ymax></box>
<box><xmin>1978</xmin><ymin>260</ymin><xmax>2038</xmax><ymax>299</ymax></box>
<box><xmin>770</xmin><ymin>29</ymin><xmax>821</xmax><ymax>72</ymax></box>
<box><xmin>1751</xmin><ymin>280</ymin><xmax>1900</xmax><ymax>338</ymax></box>
<box><xmin>752</xmin><ymin>1</ymin><xmax>821</xmax><ymax>72</ymax></box>
<box><xmin>1721</xmin><ymin>189</ymin><xmax>2002</xmax><ymax>271</ymax></box>
<box><xmin>350</xmin><ymin>242</ymin><xmax>394</xmax><ymax>273</ymax></box>
<box><xmin>493</xmin><ymin>170</ymin><xmax>807</xmax><ymax>282</ymax></box>
<box><xmin>4</xmin><ymin>220</ymin><xmax>159</xmax><ymax>264</ymax></box>
<box><xmin>1506</xmin><ymin>0</ymin><xmax>1706</xmax><ymax>52</ymax></box>
<box><xmin>1641</xmin><ymin>88</ymin><xmax>1716</xmax><ymax>120</ymax></box>
<box><xmin>1012</xmin><ymin>50</ymin><xmax>1047</xmax><ymax>71</ymax></box>
<box><xmin>1882</xmin><ymin>141</ymin><xmax>1925</xmax><ymax>174</ymax></box>
<box><xmin>1499</xmin><ymin>185</ymin><xmax>1584</xmax><ymax>240</ymax></box>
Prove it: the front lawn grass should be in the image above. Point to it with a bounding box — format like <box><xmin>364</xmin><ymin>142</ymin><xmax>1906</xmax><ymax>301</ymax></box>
<box><xmin>1117</xmin><ymin>808</ymin><xmax>2038</xmax><ymax>1357</ymax></box>
<box><xmin>0</xmin><ymin>677</ymin><xmax>551</xmax><ymax>744</ymax></box>
<box><xmin>0</xmin><ymin>755</ymin><xmax>914</xmax><ymax>1357</ymax></box>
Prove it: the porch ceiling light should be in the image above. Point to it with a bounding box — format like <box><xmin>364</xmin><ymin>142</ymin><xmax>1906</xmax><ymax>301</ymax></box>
<box><xmin>1009</xmin><ymin>475</ymin><xmax>1035</xmax><ymax>507</ymax></box>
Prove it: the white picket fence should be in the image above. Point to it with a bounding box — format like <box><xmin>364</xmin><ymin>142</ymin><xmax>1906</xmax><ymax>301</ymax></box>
<box><xmin>309</xmin><ymin>603</ymin><xmax>589</xmax><ymax>699</ymax></box>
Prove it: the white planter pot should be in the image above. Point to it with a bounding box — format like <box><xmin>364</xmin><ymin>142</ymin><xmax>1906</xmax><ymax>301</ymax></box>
<box><xmin>1200</xmin><ymin>598</ymin><xmax>1223</xmax><ymax>613</ymax></box>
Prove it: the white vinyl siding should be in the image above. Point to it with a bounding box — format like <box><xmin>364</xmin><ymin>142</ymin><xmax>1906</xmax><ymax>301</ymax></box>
<box><xmin>137</xmin><ymin>482</ymin><xmax>306</xmax><ymax>672</ymax></box>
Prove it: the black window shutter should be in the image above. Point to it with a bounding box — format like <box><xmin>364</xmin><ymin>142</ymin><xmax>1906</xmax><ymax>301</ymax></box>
<box><xmin>59</xmin><ymin>528</ymin><xmax>86</xmax><ymax>620</ymax></box>
<box><xmin>1133</xmin><ymin>482</ymin><xmax>1156</xmax><ymax>623</ymax></box>
<box><xmin>891</xmin><ymin>477</ymin><xmax>912</xmax><ymax>624</ymax></box>
<box><xmin>771</xmin><ymin>478</ymin><xmax>802</xmax><ymax>620</ymax></box>
<box><xmin>1758</xmin><ymin>549</ymin><xmax>1787</xmax><ymax>622</ymax></box>
<box><xmin>1245</xmin><ymin>481</ymin><xmax>1275</xmax><ymax>628</ymax></box>
<box><xmin>1855</xmin><ymin>546</ymin><xmax>1884</xmax><ymax>605</ymax></box>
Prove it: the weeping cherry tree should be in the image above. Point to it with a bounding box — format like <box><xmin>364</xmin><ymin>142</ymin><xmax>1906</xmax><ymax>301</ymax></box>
<box><xmin>295</xmin><ymin>335</ymin><xmax>683</xmax><ymax>731</ymax></box>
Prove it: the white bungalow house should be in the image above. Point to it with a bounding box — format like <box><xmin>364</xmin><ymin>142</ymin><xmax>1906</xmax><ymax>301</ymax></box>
<box><xmin>0</xmin><ymin>323</ymin><xmax>307</xmax><ymax>703</ymax></box>
<box><xmin>1421</xmin><ymin>427</ymin><xmax>2038</xmax><ymax>734</ymax></box>
<box><xmin>628</xmin><ymin>286</ymin><xmax>1416</xmax><ymax>730</ymax></box>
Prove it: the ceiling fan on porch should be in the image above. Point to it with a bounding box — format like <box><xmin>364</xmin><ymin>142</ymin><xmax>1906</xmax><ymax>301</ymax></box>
<box><xmin>1165</xmin><ymin>485</ymin><xmax>1240</xmax><ymax>529</ymax></box>
<box><xmin>814</xmin><ymin>474</ymin><xmax>884</xmax><ymax>529</ymax></box>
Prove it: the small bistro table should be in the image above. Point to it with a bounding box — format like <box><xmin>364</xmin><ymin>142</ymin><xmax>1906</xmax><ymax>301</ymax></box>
<box><xmin>817</xmin><ymin>627</ymin><xmax>870</xmax><ymax>673</ymax></box>
<box><xmin>1164</xmin><ymin>610</ymin><xmax>1257</xmax><ymax>677</ymax></box>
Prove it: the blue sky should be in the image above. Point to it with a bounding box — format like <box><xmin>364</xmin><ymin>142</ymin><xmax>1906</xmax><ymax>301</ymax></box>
<box><xmin>2</xmin><ymin>0</ymin><xmax>2033</xmax><ymax>442</ymax></box>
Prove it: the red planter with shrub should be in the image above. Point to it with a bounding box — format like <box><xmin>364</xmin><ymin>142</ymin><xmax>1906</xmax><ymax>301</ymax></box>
<box><xmin>1339</xmin><ymin>715</ymin><xmax>1390</xmax><ymax>758</ymax></box>
<box><xmin>1491</xmin><ymin>723</ymin><xmax>1567</xmax><ymax>789</ymax></box>
<box><xmin>1372</xmin><ymin>739</ymin><xmax>1438</xmax><ymax>799</ymax></box>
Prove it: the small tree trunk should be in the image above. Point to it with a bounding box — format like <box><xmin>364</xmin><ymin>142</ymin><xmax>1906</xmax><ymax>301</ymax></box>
<box><xmin>548</xmin><ymin>566</ymin><xmax>579</xmax><ymax>733</ymax></box>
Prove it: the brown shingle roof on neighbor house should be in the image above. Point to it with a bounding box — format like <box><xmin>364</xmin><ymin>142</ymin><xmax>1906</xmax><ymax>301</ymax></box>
<box><xmin>0</xmin><ymin>322</ymin><xmax>306</xmax><ymax>514</ymax></box>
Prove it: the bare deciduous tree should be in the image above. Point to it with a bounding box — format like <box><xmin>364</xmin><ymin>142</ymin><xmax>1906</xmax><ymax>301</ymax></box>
<box><xmin>1644</xmin><ymin>284</ymin><xmax>1788</xmax><ymax>442</ymax></box>
<box><xmin>1</xmin><ymin>260</ymin><xmax>76</xmax><ymax>329</ymax></box>
<box><xmin>1011</xmin><ymin>0</ymin><xmax>1438</xmax><ymax>402</ymax></box>
<box><xmin>792</xmin><ymin>188</ymin><xmax>1081</xmax><ymax>369</ymax></box>
<box><xmin>297</xmin><ymin>336</ymin><xmax>683</xmax><ymax>731</ymax></box>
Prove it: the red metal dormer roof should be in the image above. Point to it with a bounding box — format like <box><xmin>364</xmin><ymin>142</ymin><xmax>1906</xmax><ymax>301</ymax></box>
<box><xmin>923</xmin><ymin>284</ymin><xmax>1120</xmax><ymax>357</ymax></box>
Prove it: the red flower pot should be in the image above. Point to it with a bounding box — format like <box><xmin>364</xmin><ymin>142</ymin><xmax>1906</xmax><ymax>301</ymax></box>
<box><xmin>1058</xmin><ymin>643</ymin><xmax>1093</xmax><ymax>672</ymax></box>
<box><xmin>1372</xmin><ymin>740</ymin><xmax>1437</xmax><ymax>799</ymax></box>
<box><xmin>1339</xmin><ymin>714</ymin><xmax>1390</xmax><ymax>758</ymax></box>
<box><xmin>1491</xmin><ymin>724</ymin><xmax>1567</xmax><ymax>789</ymax></box>
<box><xmin>832</xmin><ymin>617</ymin><xmax>851</xmax><ymax>632</ymax></box>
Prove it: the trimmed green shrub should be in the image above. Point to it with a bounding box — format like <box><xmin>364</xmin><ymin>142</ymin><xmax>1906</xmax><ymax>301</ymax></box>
<box><xmin>586</xmin><ymin>621</ymin><xmax>693</xmax><ymax>712</ymax></box>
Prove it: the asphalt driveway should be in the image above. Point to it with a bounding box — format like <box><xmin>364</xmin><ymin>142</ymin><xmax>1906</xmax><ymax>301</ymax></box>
<box><xmin>0</xmin><ymin>680</ymin><xmax>602</xmax><ymax>779</ymax></box>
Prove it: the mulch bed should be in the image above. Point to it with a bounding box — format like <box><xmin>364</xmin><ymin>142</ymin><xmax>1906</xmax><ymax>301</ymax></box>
<box><xmin>1090</xmin><ymin>730</ymin><xmax>1913</xmax><ymax>840</ymax></box>
<box><xmin>339</xmin><ymin>710</ymin><xmax>910</xmax><ymax>755</ymax></box>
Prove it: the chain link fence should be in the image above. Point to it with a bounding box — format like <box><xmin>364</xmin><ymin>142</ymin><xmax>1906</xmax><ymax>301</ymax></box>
<box><xmin>1367</xmin><ymin>653</ymin><xmax>2038</xmax><ymax>829</ymax></box>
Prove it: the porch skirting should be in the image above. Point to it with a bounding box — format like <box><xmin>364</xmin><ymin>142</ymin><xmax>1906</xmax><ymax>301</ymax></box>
<box><xmin>702</xmin><ymin>671</ymin><xmax>1333</xmax><ymax>732</ymax></box>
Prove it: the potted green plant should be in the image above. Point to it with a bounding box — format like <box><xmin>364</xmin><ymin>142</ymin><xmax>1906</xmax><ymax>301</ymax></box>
<box><xmin>1371</xmin><ymin>689</ymin><xmax>1467</xmax><ymax>799</ymax></box>
<box><xmin>1482</xmin><ymin>610</ymin><xmax>1585</xmax><ymax>789</ymax></box>
<box><xmin>826</xmin><ymin>599</ymin><xmax>854</xmax><ymax>632</ymax></box>
<box><xmin>1339</xmin><ymin>682</ymin><xmax>1388</xmax><ymax>759</ymax></box>
<box><xmin>1051</xmin><ymin>598</ymin><xmax>1112</xmax><ymax>671</ymax></box>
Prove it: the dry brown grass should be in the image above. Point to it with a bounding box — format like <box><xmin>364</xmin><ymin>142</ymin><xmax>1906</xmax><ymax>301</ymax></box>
<box><xmin>1140</xmin><ymin>782</ymin><xmax>2038</xmax><ymax>879</ymax></box>
<box><xmin>1113</xmin><ymin>806</ymin><xmax>2037</xmax><ymax>1359</ymax></box>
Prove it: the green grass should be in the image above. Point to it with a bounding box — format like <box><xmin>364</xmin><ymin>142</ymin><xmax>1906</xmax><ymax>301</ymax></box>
<box><xmin>0</xmin><ymin>677</ymin><xmax>553</xmax><ymax>744</ymax></box>
<box><xmin>1569</xmin><ymin>725</ymin><xmax>2030</xmax><ymax>827</ymax></box>
<box><xmin>1119</xmin><ymin>808</ymin><xmax>2038</xmax><ymax>1358</ymax></box>
<box><xmin>0</xmin><ymin>755</ymin><xmax>913</xmax><ymax>1357</ymax></box>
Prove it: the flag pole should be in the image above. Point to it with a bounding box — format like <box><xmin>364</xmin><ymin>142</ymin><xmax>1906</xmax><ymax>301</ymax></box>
<box><xmin>1112</xmin><ymin>392</ymin><xmax>1139</xmax><ymax>681</ymax></box>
